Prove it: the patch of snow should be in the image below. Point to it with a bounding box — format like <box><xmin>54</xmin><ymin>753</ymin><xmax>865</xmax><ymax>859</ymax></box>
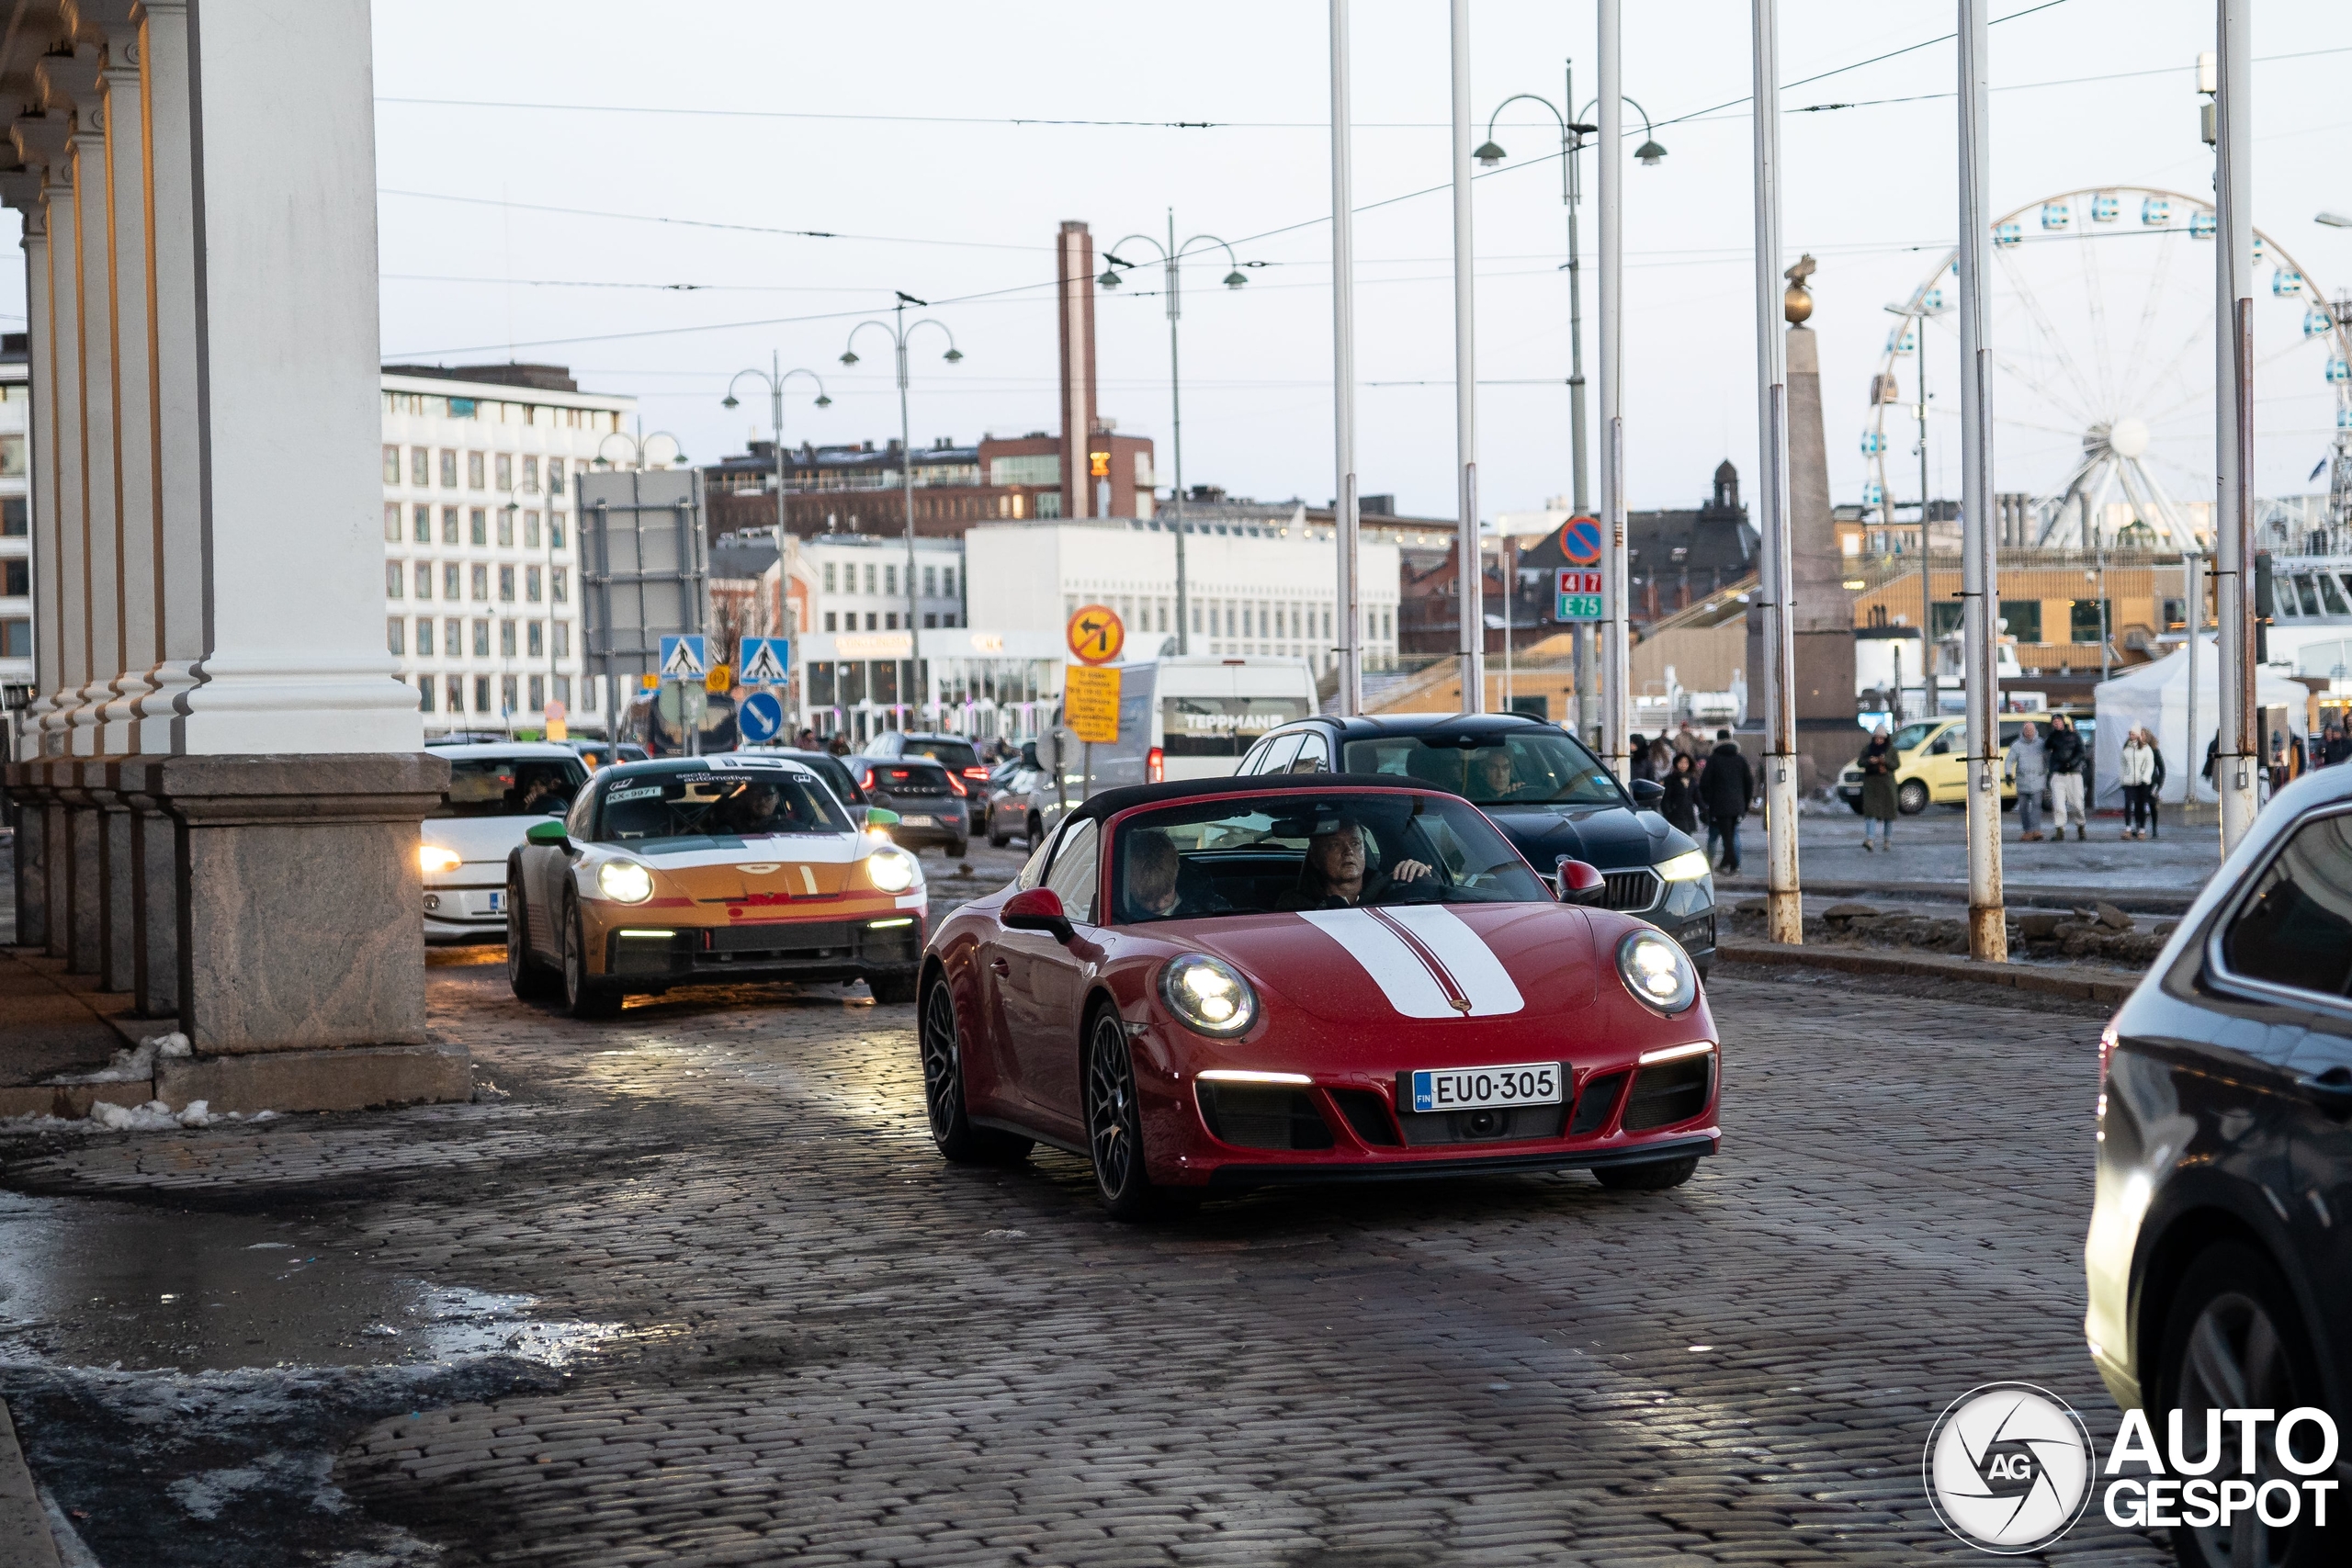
<box><xmin>981</xmin><ymin>1228</ymin><xmax>1027</xmax><ymax>1239</ymax></box>
<box><xmin>42</xmin><ymin>1032</ymin><xmax>190</xmax><ymax>1086</ymax></box>
<box><xmin>77</xmin><ymin>1099</ymin><xmax>278</xmax><ymax>1134</ymax></box>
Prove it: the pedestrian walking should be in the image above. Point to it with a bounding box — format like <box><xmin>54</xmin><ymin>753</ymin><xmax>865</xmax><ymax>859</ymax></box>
<box><xmin>2119</xmin><ymin>727</ymin><xmax>2156</xmax><ymax>839</ymax></box>
<box><xmin>2006</xmin><ymin>720</ymin><xmax>2047</xmax><ymax>840</ymax></box>
<box><xmin>1629</xmin><ymin>734</ymin><xmax>1657</xmax><ymax>785</ymax></box>
<box><xmin>1857</xmin><ymin>724</ymin><xmax>1898</xmax><ymax>852</ymax></box>
<box><xmin>1698</xmin><ymin>729</ymin><xmax>1755</xmax><ymax>874</ymax></box>
<box><xmin>2269</xmin><ymin>728</ymin><xmax>2300</xmax><ymax>795</ymax></box>
<box><xmin>2324</xmin><ymin>723</ymin><xmax>2352</xmax><ymax>768</ymax></box>
<box><xmin>2046</xmin><ymin>714</ymin><xmax>2087</xmax><ymax>841</ymax></box>
<box><xmin>827</xmin><ymin>731</ymin><xmax>852</xmax><ymax>757</ymax></box>
<box><xmin>1660</xmin><ymin>752</ymin><xmax>1702</xmax><ymax>834</ymax></box>
<box><xmin>2145</xmin><ymin>732</ymin><xmax>2165</xmax><ymax>839</ymax></box>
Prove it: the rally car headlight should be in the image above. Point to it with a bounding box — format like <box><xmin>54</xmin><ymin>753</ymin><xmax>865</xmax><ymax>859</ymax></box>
<box><xmin>1160</xmin><ymin>954</ymin><xmax>1258</xmax><ymax>1038</ymax></box>
<box><xmin>865</xmin><ymin>846</ymin><xmax>920</xmax><ymax>894</ymax></box>
<box><xmin>597</xmin><ymin>860</ymin><xmax>655</xmax><ymax>904</ymax></box>
<box><xmin>1617</xmin><ymin>929</ymin><xmax>1698</xmax><ymax>1015</ymax></box>
<box><xmin>418</xmin><ymin>844</ymin><xmax>463</xmax><ymax>876</ymax></box>
<box><xmin>1656</xmin><ymin>850</ymin><xmax>1710</xmax><ymax>883</ymax></box>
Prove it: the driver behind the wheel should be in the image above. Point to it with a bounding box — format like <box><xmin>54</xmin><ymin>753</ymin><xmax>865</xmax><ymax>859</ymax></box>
<box><xmin>1281</xmin><ymin>817</ymin><xmax>1434</xmax><ymax>909</ymax></box>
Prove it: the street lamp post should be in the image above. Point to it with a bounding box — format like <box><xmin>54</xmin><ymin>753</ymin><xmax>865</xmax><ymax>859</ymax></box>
<box><xmin>843</xmin><ymin>296</ymin><xmax>962</xmax><ymax>725</ymax></box>
<box><xmin>1884</xmin><ymin>295</ymin><xmax>1948</xmax><ymax>718</ymax></box>
<box><xmin>1098</xmin><ymin>218</ymin><xmax>1250</xmax><ymax>658</ymax></box>
<box><xmin>1476</xmin><ymin>71</ymin><xmax>1664</xmax><ymax>743</ymax></box>
<box><xmin>724</xmin><ymin>356</ymin><xmax>831</xmax><ymax>694</ymax></box>
<box><xmin>1330</xmin><ymin>0</ymin><xmax>1363</xmax><ymax>715</ymax></box>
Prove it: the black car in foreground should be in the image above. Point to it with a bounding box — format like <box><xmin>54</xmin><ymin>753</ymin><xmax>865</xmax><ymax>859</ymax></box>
<box><xmin>1232</xmin><ymin>712</ymin><xmax>1715</xmax><ymax>971</ymax></box>
<box><xmin>2086</xmin><ymin>763</ymin><xmax>2352</xmax><ymax>1568</ymax></box>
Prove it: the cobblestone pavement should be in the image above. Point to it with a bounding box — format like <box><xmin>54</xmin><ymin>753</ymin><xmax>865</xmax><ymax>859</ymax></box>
<box><xmin>0</xmin><ymin>943</ymin><xmax>2168</xmax><ymax>1567</ymax></box>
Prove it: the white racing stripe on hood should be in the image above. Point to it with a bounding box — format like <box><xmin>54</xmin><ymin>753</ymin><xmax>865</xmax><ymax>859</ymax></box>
<box><xmin>1378</xmin><ymin>905</ymin><xmax>1525</xmax><ymax>1017</ymax></box>
<box><xmin>1295</xmin><ymin>908</ymin><xmax>1460</xmax><ymax>1020</ymax></box>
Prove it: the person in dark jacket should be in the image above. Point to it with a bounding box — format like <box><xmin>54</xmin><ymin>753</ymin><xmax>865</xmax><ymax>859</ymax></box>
<box><xmin>2324</xmin><ymin>724</ymin><xmax>2352</xmax><ymax>768</ymax></box>
<box><xmin>1697</xmin><ymin>729</ymin><xmax>1755</xmax><ymax>874</ymax></box>
<box><xmin>1629</xmin><ymin>733</ymin><xmax>1657</xmax><ymax>784</ymax></box>
<box><xmin>1857</xmin><ymin>724</ymin><xmax>1898</xmax><ymax>852</ymax></box>
<box><xmin>2045</xmin><ymin>715</ymin><xmax>2086</xmax><ymax>841</ymax></box>
<box><xmin>1659</xmin><ymin>751</ymin><xmax>1702</xmax><ymax>833</ymax></box>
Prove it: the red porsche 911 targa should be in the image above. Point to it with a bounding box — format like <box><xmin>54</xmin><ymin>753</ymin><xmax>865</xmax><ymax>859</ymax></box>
<box><xmin>917</xmin><ymin>773</ymin><xmax>1720</xmax><ymax>1217</ymax></box>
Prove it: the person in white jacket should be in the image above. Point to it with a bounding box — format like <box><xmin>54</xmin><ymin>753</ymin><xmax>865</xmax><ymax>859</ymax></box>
<box><xmin>2118</xmin><ymin>727</ymin><xmax>2157</xmax><ymax>840</ymax></box>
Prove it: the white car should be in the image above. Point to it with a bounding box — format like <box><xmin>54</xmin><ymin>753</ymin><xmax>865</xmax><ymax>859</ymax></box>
<box><xmin>419</xmin><ymin>742</ymin><xmax>591</xmax><ymax>943</ymax></box>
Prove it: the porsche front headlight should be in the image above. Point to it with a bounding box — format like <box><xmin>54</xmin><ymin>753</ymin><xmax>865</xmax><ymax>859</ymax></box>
<box><xmin>865</xmin><ymin>846</ymin><xmax>920</xmax><ymax>894</ymax></box>
<box><xmin>1617</xmin><ymin>929</ymin><xmax>1698</xmax><ymax>1015</ymax></box>
<box><xmin>418</xmin><ymin>844</ymin><xmax>463</xmax><ymax>876</ymax></box>
<box><xmin>597</xmin><ymin>859</ymin><xmax>654</xmax><ymax>904</ymax></box>
<box><xmin>1656</xmin><ymin>850</ymin><xmax>1710</xmax><ymax>883</ymax></box>
<box><xmin>1161</xmin><ymin>954</ymin><xmax>1258</xmax><ymax>1038</ymax></box>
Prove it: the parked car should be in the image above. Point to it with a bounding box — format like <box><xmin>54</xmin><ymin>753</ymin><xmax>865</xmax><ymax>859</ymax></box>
<box><xmin>846</xmin><ymin>752</ymin><xmax>971</xmax><ymax>856</ymax></box>
<box><xmin>863</xmin><ymin>730</ymin><xmax>994</xmax><ymax>792</ymax></box>
<box><xmin>1232</xmin><ymin>712</ymin><xmax>1716</xmax><ymax>973</ymax></box>
<box><xmin>1834</xmin><ymin>712</ymin><xmax>2066</xmax><ymax>815</ymax></box>
<box><xmin>418</xmin><ymin>743</ymin><xmax>591</xmax><ymax>942</ymax></box>
<box><xmin>917</xmin><ymin>772</ymin><xmax>1718</xmax><ymax>1216</ymax></box>
<box><xmin>2084</xmin><ymin>761</ymin><xmax>2352</xmax><ymax>1568</ymax></box>
<box><xmin>504</xmin><ymin>753</ymin><xmax>924</xmax><ymax>1015</ymax></box>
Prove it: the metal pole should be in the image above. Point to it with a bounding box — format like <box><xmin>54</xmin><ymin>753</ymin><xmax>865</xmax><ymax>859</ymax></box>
<box><xmin>1501</xmin><ymin>536</ymin><xmax>1514</xmax><ymax>710</ymax></box>
<box><xmin>1750</xmin><ymin>0</ymin><xmax>1800</xmax><ymax>945</ymax></box>
<box><xmin>1167</xmin><ymin>209</ymin><xmax>1190</xmax><ymax>657</ymax></box>
<box><xmin>1917</xmin><ymin>331</ymin><xmax>1938</xmax><ymax>716</ymax></box>
<box><xmin>1598</xmin><ymin>0</ymin><xmax>1626</xmax><ymax>773</ymax></box>
<box><xmin>2215</xmin><ymin>0</ymin><xmax>2258</xmax><ymax>848</ymax></box>
<box><xmin>1450</xmin><ymin>0</ymin><xmax>1484</xmax><ymax>714</ymax></box>
<box><xmin>895</xmin><ymin>309</ymin><xmax>921</xmax><ymax>708</ymax></box>
<box><xmin>1330</xmin><ymin>0</ymin><xmax>1363</xmax><ymax>716</ymax></box>
<box><xmin>1958</xmin><ymin>0</ymin><xmax>2006</xmax><ymax>961</ymax></box>
<box><xmin>2185</xmin><ymin>549</ymin><xmax>2202</xmax><ymax>812</ymax></box>
<box><xmin>1565</xmin><ymin>59</ymin><xmax>1595</xmax><ymax>744</ymax></box>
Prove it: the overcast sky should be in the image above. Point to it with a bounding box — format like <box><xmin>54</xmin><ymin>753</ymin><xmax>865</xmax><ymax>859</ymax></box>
<box><xmin>123</xmin><ymin>4</ymin><xmax>2352</xmax><ymax>522</ymax></box>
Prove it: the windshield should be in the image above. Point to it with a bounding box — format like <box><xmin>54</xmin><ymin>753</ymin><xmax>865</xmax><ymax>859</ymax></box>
<box><xmin>1891</xmin><ymin>722</ymin><xmax>1937</xmax><ymax>752</ymax></box>
<box><xmin>1112</xmin><ymin>790</ymin><xmax>1550</xmax><ymax>922</ymax></box>
<box><xmin>1163</xmin><ymin>695</ymin><xmax>1313</xmax><ymax>758</ymax></box>
<box><xmin>1340</xmin><ymin>730</ymin><xmax>1623</xmax><ymax>807</ymax></box>
<box><xmin>594</xmin><ymin>768</ymin><xmax>854</xmax><ymax>847</ymax></box>
<box><xmin>429</xmin><ymin>757</ymin><xmax>587</xmax><ymax>819</ymax></box>
<box><xmin>899</xmin><ymin>738</ymin><xmax>980</xmax><ymax>771</ymax></box>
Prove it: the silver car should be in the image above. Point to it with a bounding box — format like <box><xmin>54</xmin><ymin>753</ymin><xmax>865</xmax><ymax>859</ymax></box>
<box><xmin>418</xmin><ymin>743</ymin><xmax>589</xmax><ymax>942</ymax></box>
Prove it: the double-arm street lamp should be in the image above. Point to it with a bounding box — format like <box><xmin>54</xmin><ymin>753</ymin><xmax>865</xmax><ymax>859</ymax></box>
<box><xmin>1475</xmin><ymin>67</ymin><xmax>1664</xmax><ymax>740</ymax></box>
<box><xmin>723</xmin><ymin>353</ymin><xmax>831</xmax><ymax>544</ymax></box>
<box><xmin>1099</xmin><ymin>215</ymin><xmax>1250</xmax><ymax>656</ymax></box>
<box><xmin>842</xmin><ymin>293</ymin><xmax>963</xmax><ymax>660</ymax></box>
<box><xmin>595</xmin><ymin>425</ymin><xmax>686</xmax><ymax>469</ymax></box>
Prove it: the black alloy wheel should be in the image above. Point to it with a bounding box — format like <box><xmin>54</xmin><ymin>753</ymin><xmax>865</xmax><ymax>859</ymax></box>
<box><xmin>987</xmin><ymin>810</ymin><xmax>1012</xmax><ymax>849</ymax></box>
<box><xmin>1086</xmin><ymin>1009</ymin><xmax>1158</xmax><ymax>1220</ymax></box>
<box><xmin>560</xmin><ymin>890</ymin><xmax>623</xmax><ymax>1020</ymax></box>
<box><xmin>2158</xmin><ymin>1244</ymin><xmax>2325</xmax><ymax>1568</ymax></box>
<box><xmin>505</xmin><ymin>870</ymin><xmax>559</xmax><ymax>1000</ymax></box>
<box><xmin>1026</xmin><ymin>812</ymin><xmax>1044</xmax><ymax>848</ymax></box>
<box><xmin>918</xmin><ymin>977</ymin><xmax>1030</xmax><ymax>1165</ymax></box>
<box><xmin>1593</xmin><ymin>1154</ymin><xmax>1701</xmax><ymax>1191</ymax></box>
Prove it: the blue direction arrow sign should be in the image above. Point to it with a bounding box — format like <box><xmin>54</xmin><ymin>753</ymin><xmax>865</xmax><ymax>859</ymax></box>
<box><xmin>738</xmin><ymin>690</ymin><xmax>786</xmax><ymax>743</ymax></box>
<box><xmin>658</xmin><ymin>634</ymin><xmax>708</xmax><ymax>681</ymax></box>
<box><xmin>739</xmin><ymin>637</ymin><xmax>790</xmax><ymax>685</ymax></box>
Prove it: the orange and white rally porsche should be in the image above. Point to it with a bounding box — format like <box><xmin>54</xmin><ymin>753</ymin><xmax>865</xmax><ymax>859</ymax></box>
<box><xmin>503</xmin><ymin>753</ymin><xmax>926</xmax><ymax>1016</ymax></box>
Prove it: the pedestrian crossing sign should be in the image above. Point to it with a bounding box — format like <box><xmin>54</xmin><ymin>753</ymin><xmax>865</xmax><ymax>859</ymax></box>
<box><xmin>739</xmin><ymin>637</ymin><xmax>790</xmax><ymax>684</ymax></box>
<box><xmin>658</xmin><ymin>634</ymin><xmax>708</xmax><ymax>681</ymax></box>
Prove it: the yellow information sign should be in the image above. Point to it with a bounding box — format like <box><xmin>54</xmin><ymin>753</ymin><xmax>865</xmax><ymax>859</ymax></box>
<box><xmin>1063</xmin><ymin>664</ymin><xmax>1121</xmax><ymax>745</ymax></box>
<box><xmin>705</xmin><ymin>663</ymin><xmax>732</xmax><ymax>694</ymax></box>
<box><xmin>639</xmin><ymin>673</ymin><xmax>660</xmax><ymax>691</ymax></box>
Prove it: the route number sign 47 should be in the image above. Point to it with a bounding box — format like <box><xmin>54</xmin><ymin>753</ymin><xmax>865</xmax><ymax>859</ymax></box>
<box><xmin>1555</xmin><ymin>570</ymin><xmax>1604</xmax><ymax>623</ymax></box>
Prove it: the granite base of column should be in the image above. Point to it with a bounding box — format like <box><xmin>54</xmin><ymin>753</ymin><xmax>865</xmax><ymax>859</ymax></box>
<box><xmin>0</xmin><ymin>762</ymin><xmax>51</xmax><ymax>948</ymax></box>
<box><xmin>155</xmin><ymin>1042</ymin><xmax>471</xmax><ymax>1116</ymax></box>
<box><xmin>95</xmin><ymin>772</ymin><xmax>138</xmax><ymax>996</ymax></box>
<box><xmin>60</xmin><ymin>783</ymin><xmax>102</xmax><ymax>976</ymax></box>
<box><xmin>128</xmin><ymin>786</ymin><xmax>179</xmax><ymax>1018</ymax></box>
<box><xmin>157</xmin><ymin>751</ymin><xmax>452</xmax><ymax>1064</ymax></box>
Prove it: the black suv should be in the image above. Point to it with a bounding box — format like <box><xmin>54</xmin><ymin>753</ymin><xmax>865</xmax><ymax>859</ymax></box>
<box><xmin>1234</xmin><ymin>712</ymin><xmax>1715</xmax><ymax>970</ymax></box>
<box><xmin>2086</xmin><ymin>765</ymin><xmax>2352</xmax><ymax>1568</ymax></box>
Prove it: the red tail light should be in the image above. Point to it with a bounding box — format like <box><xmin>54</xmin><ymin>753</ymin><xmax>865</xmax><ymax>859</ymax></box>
<box><xmin>859</xmin><ymin>768</ymin><xmax>876</xmax><ymax>790</ymax></box>
<box><xmin>963</xmin><ymin>765</ymin><xmax>990</xmax><ymax>781</ymax></box>
<box><xmin>945</xmin><ymin>771</ymin><xmax>967</xmax><ymax>796</ymax></box>
<box><xmin>1147</xmin><ymin>746</ymin><xmax>1165</xmax><ymax>784</ymax></box>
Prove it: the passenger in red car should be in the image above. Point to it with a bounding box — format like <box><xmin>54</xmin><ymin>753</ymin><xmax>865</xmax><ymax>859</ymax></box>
<box><xmin>1282</xmin><ymin>818</ymin><xmax>1434</xmax><ymax>909</ymax></box>
<box><xmin>1125</xmin><ymin>831</ymin><xmax>1227</xmax><ymax>919</ymax></box>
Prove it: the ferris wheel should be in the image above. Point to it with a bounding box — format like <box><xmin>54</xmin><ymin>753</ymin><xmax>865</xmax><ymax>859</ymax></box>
<box><xmin>1862</xmin><ymin>185</ymin><xmax>2352</xmax><ymax>550</ymax></box>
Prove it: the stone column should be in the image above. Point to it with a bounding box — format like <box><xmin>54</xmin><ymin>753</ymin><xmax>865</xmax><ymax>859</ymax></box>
<box><xmin>0</xmin><ymin>175</ymin><xmax>53</xmax><ymax>940</ymax></box>
<box><xmin>9</xmin><ymin>116</ymin><xmax>84</xmax><ymax>750</ymax></box>
<box><xmin>137</xmin><ymin>0</ymin><xmax>202</xmax><ymax>742</ymax></box>
<box><xmin>124</xmin><ymin>763</ymin><xmax>177</xmax><ymax>1016</ymax></box>
<box><xmin>52</xmin><ymin>762</ymin><xmax>100</xmax><ymax>972</ymax></box>
<box><xmin>7</xmin><ymin>773</ymin><xmax>47</xmax><ymax>948</ymax></box>
<box><xmin>90</xmin><ymin>760</ymin><xmax>136</xmax><ymax>992</ymax></box>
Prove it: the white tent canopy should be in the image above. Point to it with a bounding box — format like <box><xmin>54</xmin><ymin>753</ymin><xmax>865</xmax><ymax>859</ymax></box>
<box><xmin>2091</xmin><ymin>637</ymin><xmax>2308</xmax><ymax>805</ymax></box>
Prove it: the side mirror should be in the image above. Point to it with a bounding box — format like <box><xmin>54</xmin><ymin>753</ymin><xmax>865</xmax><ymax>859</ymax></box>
<box><xmin>526</xmin><ymin>819</ymin><xmax>571</xmax><ymax>850</ymax></box>
<box><xmin>1002</xmin><ymin>886</ymin><xmax>1075</xmax><ymax>943</ymax></box>
<box><xmin>1630</xmin><ymin>778</ymin><xmax>1665</xmax><ymax>808</ymax></box>
<box><xmin>865</xmin><ymin>806</ymin><xmax>901</xmax><ymax>829</ymax></box>
<box><xmin>1555</xmin><ymin>858</ymin><xmax>1608</xmax><ymax>907</ymax></box>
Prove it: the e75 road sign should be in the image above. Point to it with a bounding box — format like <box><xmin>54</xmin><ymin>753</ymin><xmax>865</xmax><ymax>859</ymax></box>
<box><xmin>1555</xmin><ymin>569</ymin><xmax>1603</xmax><ymax>622</ymax></box>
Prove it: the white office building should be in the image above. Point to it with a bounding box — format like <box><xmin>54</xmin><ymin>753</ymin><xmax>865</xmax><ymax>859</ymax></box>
<box><xmin>0</xmin><ymin>339</ymin><xmax>30</xmax><ymax>747</ymax></box>
<box><xmin>378</xmin><ymin>366</ymin><xmax>635</xmax><ymax>737</ymax></box>
<box><xmin>965</xmin><ymin>515</ymin><xmax>1401</xmax><ymax>672</ymax></box>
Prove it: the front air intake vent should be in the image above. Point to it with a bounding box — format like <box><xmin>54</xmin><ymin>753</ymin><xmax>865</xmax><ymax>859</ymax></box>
<box><xmin>1196</xmin><ymin>1084</ymin><xmax>1335</xmax><ymax>1151</ymax></box>
<box><xmin>1623</xmin><ymin>1056</ymin><xmax>1712</xmax><ymax>1132</ymax></box>
<box><xmin>1567</xmin><ymin>1070</ymin><xmax>1628</xmax><ymax>1136</ymax></box>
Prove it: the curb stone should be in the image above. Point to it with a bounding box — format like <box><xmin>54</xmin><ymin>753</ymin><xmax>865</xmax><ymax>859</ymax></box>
<box><xmin>0</xmin><ymin>1401</ymin><xmax>63</xmax><ymax>1568</ymax></box>
<box><xmin>1714</xmin><ymin>935</ymin><xmax>2140</xmax><ymax>1006</ymax></box>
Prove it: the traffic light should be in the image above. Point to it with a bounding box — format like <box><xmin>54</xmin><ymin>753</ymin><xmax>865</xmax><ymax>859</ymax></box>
<box><xmin>2254</xmin><ymin>552</ymin><xmax>2273</xmax><ymax>663</ymax></box>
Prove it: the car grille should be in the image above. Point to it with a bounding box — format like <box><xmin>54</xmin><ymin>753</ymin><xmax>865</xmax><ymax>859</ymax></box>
<box><xmin>1327</xmin><ymin>1089</ymin><xmax>1401</xmax><ymax>1147</ymax></box>
<box><xmin>1623</xmin><ymin>1056</ymin><xmax>1713</xmax><ymax>1132</ymax></box>
<box><xmin>1395</xmin><ymin>1102</ymin><xmax>1566</xmax><ymax>1147</ymax></box>
<box><xmin>1602</xmin><ymin>869</ymin><xmax>1662</xmax><ymax>912</ymax></box>
<box><xmin>1567</xmin><ymin>1070</ymin><xmax>1629</xmax><ymax>1135</ymax></box>
<box><xmin>704</xmin><ymin>921</ymin><xmax>853</xmax><ymax>955</ymax></box>
<box><xmin>1195</xmin><ymin>1084</ymin><xmax>1334</xmax><ymax>1151</ymax></box>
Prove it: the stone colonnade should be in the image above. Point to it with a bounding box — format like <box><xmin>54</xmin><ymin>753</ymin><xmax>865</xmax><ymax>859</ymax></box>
<box><xmin>1</xmin><ymin>1</ymin><xmax>464</xmax><ymax>1110</ymax></box>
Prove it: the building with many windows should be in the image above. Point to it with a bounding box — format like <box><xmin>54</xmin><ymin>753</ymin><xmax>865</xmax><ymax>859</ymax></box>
<box><xmin>377</xmin><ymin>364</ymin><xmax>636</xmax><ymax>737</ymax></box>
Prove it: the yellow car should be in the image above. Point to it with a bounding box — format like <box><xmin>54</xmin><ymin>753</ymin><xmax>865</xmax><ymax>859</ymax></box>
<box><xmin>503</xmin><ymin>754</ymin><xmax>927</xmax><ymax>1017</ymax></box>
<box><xmin>1837</xmin><ymin>714</ymin><xmax>2057</xmax><ymax>815</ymax></box>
